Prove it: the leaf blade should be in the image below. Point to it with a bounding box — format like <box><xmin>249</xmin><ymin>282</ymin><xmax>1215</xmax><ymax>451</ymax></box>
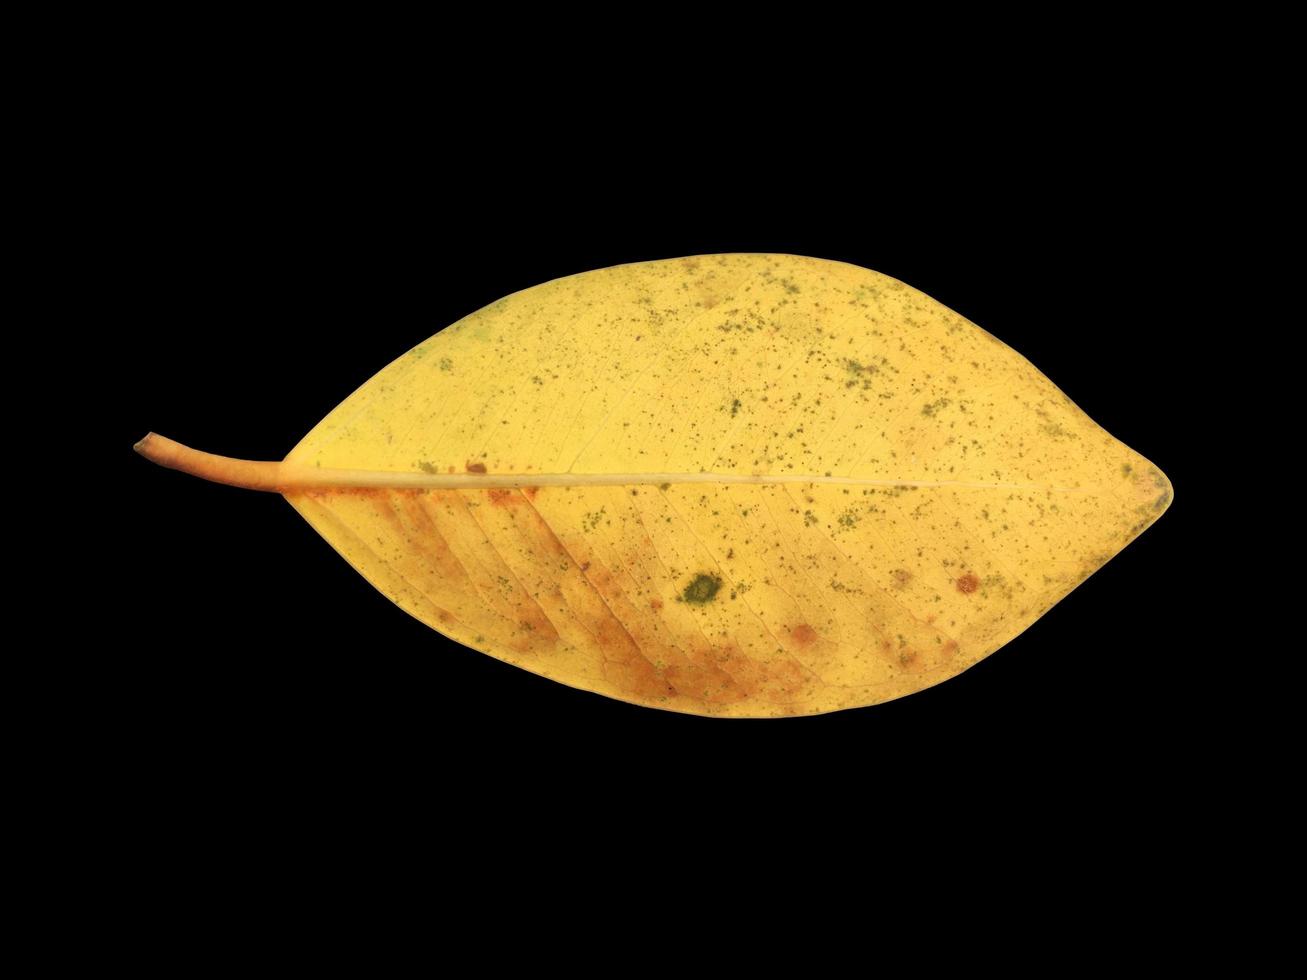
<box><xmin>153</xmin><ymin>253</ymin><xmax>1173</xmax><ymax>717</ymax></box>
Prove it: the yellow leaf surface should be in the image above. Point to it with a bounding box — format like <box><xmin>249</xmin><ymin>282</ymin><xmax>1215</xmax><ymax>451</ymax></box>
<box><xmin>137</xmin><ymin>253</ymin><xmax>1171</xmax><ymax>717</ymax></box>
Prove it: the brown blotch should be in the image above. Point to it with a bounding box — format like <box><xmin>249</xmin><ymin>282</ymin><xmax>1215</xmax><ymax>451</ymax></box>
<box><xmin>664</xmin><ymin>663</ymin><xmax>748</xmax><ymax>704</ymax></box>
<box><xmin>580</xmin><ymin>561</ymin><xmax>591</xmax><ymax>572</ymax></box>
<box><xmin>603</xmin><ymin>659</ymin><xmax>676</xmax><ymax>701</ymax></box>
<box><xmin>792</xmin><ymin>624</ymin><xmax>818</xmax><ymax>647</ymax></box>
<box><xmin>892</xmin><ymin>568</ymin><xmax>912</xmax><ymax>588</ymax></box>
<box><xmin>650</xmin><ymin>598</ymin><xmax>663</xmax><ymax>610</ymax></box>
<box><xmin>956</xmin><ymin>573</ymin><xmax>980</xmax><ymax>594</ymax></box>
<box><xmin>755</xmin><ymin>657</ymin><xmax>809</xmax><ymax>705</ymax></box>
<box><xmin>522</xmin><ymin>485</ymin><xmax>539</xmax><ymax>500</ymax></box>
<box><xmin>486</xmin><ymin>488</ymin><xmax>517</xmax><ymax>507</ymax></box>
<box><xmin>466</xmin><ymin>461</ymin><xmax>487</xmax><ymax>474</ymax></box>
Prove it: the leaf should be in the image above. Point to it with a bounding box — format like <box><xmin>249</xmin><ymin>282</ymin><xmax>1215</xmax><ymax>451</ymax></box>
<box><xmin>136</xmin><ymin>254</ymin><xmax>1171</xmax><ymax>717</ymax></box>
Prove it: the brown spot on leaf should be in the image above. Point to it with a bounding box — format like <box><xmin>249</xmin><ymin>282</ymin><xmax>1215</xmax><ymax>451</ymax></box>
<box><xmin>892</xmin><ymin>568</ymin><xmax>912</xmax><ymax>588</ymax></box>
<box><xmin>466</xmin><ymin>461</ymin><xmax>487</xmax><ymax>473</ymax></box>
<box><xmin>792</xmin><ymin>624</ymin><xmax>818</xmax><ymax>647</ymax></box>
<box><xmin>650</xmin><ymin>598</ymin><xmax>663</xmax><ymax>610</ymax></box>
<box><xmin>956</xmin><ymin>573</ymin><xmax>980</xmax><ymax>594</ymax></box>
<box><xmin>523</xmin><ymin>486</ymin><xmax>539</xmax><ymax>500</ymax></box>
<box><xmin>486</xmin><ymin>488</ymin><xmax>517</xmax><ymax>507</ymax></box>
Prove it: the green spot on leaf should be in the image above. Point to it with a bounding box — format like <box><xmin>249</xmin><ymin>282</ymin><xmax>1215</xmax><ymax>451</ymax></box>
<box><xmin>682</xmin><ymin>574</ymin><xmax>723</xmax><ymax>604</ymax></box>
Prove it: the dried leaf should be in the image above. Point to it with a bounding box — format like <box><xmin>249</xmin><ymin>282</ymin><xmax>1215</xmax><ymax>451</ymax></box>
<box><xmin>137</xmin><ymin>254</ymin><xmax>1171</xmax><ymax>717</ymax></box>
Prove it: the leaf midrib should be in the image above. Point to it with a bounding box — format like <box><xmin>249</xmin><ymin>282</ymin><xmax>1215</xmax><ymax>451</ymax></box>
<box><xmin>282</xmin><ymin>467</ymin><xmax>1091</xmax><ymax>493</ymax></box>
<box><xmin>134</xmin><ymin>434</ymin><xmax>1093</xmax><ymax>494</ymax></box>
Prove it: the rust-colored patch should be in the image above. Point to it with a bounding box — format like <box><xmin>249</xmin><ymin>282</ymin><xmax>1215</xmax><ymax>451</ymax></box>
<box><xmin>956</xmin><ymin>573</ymin><xmax>980</xmax><ymax>594</ymax></box>
<box><xmin>486</xmin><ymin>488</ymin><xmax>517</xmax><ymax>507</ymax></box>
<box><xmin>522</xmin><ymin>486</ymin><xmax>539</xmax><ymax>500</ymax></box>
<box><xmin>752</xmin><ymin>656</ymin><xmax>809</xmax><ymax>705</ymax></box>
<box><xmin>892</xmin><ymin>568</ymin><xmax>912</xmax><ymax>588</ymax></box>
<box><xmin>581</xmin><ymin>561</ymin><xmax>591</xmax><ymax>572</ymax></box>
<box><xmin>466</xmin><ymin>461</ymin><xmax>487</xmax><ymax>474</ymax></box>
<box><xmin>650</xmin><ymin>598</ymin><xmax>663</xmax><ymax>610</ymax></box>
<box><xmin>664</xmin><ymin>663</ymin><xmax>747</xmax><ymax>704</ymax></box>
<box><xmin>318</xmin><ymin>487</ymin><xmax>391</xmax><ymax>499</ymax></box>
<box><xmin>604</xmin><ymin>658</ymin><xmax>676</xmax><ymax>701</ymax></box>
<box><xmin>792</xmin><ymin>624</ymin><xmax>818</xmax><ymax>647</ymax></box>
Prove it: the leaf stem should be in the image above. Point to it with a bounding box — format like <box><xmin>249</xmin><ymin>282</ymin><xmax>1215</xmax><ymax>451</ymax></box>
<box><xmin>134</xmin><ymin>433</ymin><xmax>289</xmax><ymax>491</ymax></box>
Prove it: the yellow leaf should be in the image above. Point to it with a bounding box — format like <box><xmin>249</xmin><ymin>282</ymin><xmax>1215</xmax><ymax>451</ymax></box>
<box><xmin>136</xmin><ymin>254</ymin><xmax>1172</xmax><ymax>717</ymax></box>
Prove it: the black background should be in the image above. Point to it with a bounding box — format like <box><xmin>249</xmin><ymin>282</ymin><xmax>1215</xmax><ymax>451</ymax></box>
<box><xmin>106</xmin><ymin>84</ymin><xmax>1201</xmax><ymax>841</ymax></box>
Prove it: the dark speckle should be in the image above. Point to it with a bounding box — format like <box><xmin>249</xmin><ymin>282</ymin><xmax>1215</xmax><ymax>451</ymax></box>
<box><xmin>956</xmin><ymin>573</ymin><xmax>980</xmax><ymax>594</ymax></box>
<box><xmin>682</xmin><ymin>574</ymin><xmax>723</xmax><ymax>604</ymax></box>
<box><xmin>466</xmin><ymin>461</ymin><xmax>487</xmax><ymax>474</ymax></box>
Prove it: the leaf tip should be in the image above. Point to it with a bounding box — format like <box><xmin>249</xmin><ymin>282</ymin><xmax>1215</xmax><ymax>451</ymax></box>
<box><xmin>1152</xmin><ymin>467</ymin><xmax>1174</xmax><ymax>515</ymax></box>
